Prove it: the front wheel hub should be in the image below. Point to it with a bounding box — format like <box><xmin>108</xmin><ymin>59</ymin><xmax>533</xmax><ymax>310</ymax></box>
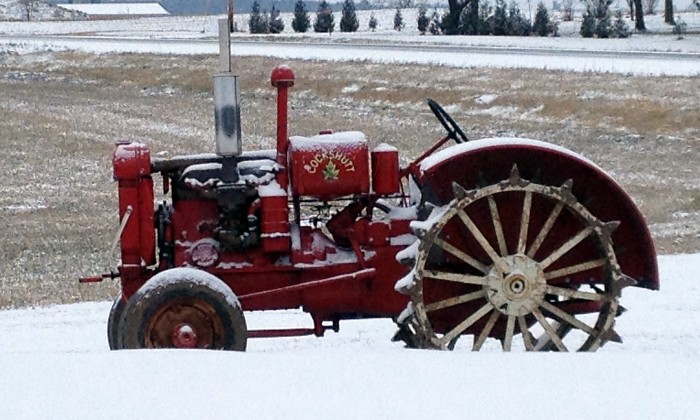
<box><xmin>484</xmin><ymin>255</ymin><xmax>546</xmax><ymax>317</ymax></box>
<box><xmin>172</xmin><ymin>323</ymin><xmax>198</xmax><ymax>348</ymax></box>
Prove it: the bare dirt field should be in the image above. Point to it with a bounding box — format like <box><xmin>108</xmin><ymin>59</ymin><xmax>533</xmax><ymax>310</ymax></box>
<box><xmin>0</xmin><ymin>51</ymin><xmax>698</xmax><ymax>308</ymax></box>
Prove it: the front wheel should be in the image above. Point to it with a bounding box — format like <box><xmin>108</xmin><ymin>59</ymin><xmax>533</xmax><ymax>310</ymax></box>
<box><xmin>107</xmin><ymin>293</ymin><xmax>126</xmax><ymax>350</ymax></box>
<box><xmin>117</xmin><ymin>268</ymin><xmax>247</xmax><ymax>351</ymax></box>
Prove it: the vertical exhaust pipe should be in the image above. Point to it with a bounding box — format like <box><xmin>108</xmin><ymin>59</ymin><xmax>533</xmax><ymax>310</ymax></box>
<box><xmin>214</xmin><ymin>14</ymin><xmax>242</xmax><ymax>182</ymax></box>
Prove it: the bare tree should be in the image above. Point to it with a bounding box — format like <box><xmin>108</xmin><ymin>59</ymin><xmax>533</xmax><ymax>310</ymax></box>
<box><xmin>625</xmin><ymin>0</ymin><xmax>635</xmax><ymax>20</ymax></box>
<box><xmin>664</xmin><ymin>0</ymin><xmax>674</xmax><ymax>24</ymax></box>
<box><xmin>634</xmin><ymin>0</ymin><xmax>646</xmax><ymax>29</ymax></box>
<box><xmin>643</xmin><ymin>0</ymin><xmax>659</xmax><ymax>14</ymax></box>
<box><xmin>562</xmin><ymin>0</ymin><xmax>574</xmax><ymax>21</ymax></box>
<box><xmin>19</xmin><ymin>0</ymin><xmax>37</xmax><ymax>21</ymax></box>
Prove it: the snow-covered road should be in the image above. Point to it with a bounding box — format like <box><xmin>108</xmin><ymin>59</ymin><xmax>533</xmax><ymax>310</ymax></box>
<box><xmin>0</xmin><ymin>253</ymin><xmax>698</xmax><ymax>419</ymax></box>
<box><xmin>2</xmin><ymin>33</ymin><xmax>699</xmax><ymax>76</ymax></box>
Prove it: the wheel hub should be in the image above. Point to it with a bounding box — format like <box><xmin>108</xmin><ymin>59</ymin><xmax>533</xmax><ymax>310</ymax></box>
<box><xmin>484</xmin><ymin>255</ymin><xmax>546</xmax><ymax>317</ymax></box>
<box><xmin>172</xmin><ymin>323</ymin><xmax>198</xmax><ymax>348</ymax></box>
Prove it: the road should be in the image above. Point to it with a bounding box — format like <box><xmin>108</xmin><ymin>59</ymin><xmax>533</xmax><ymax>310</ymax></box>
<box><xmin>1</xmin><ymin>34</ymin><xmax>698</xmax><ymax>75</ymax></box>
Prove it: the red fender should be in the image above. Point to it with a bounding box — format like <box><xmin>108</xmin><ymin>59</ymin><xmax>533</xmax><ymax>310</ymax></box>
<box><xmin>417</xmin><ymin>138</ymin><xmax>659</xmax><ymax>290</ymax></box>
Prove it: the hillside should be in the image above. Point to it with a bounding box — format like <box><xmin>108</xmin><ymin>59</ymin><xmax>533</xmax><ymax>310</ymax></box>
<box><xmin>0</xmin><ymin>0</ymin><xmax>85</xmax><ymax>20</ymax></box>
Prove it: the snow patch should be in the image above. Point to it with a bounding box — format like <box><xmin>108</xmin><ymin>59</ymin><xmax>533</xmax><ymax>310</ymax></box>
<box><xmin>475</xmin><ymin>94</ymin><xmax>498</xmax><ymax>105</ymax></box>
<box><xmin>341</xmin><ymin>84</ymin><xmax>360</xmax><ymax>93</ymax></box>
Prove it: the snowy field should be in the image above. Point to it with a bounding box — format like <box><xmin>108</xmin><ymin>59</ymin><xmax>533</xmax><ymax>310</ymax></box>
<box><xmin>0</xmin><ymin>253</ymin><xmax>699</xmax><ymax>419</ymax></box>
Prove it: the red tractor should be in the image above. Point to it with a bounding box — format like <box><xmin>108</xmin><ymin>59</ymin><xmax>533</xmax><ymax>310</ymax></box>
<box><xmin>81</xmin><ymin>19</ymin><xmax>658</xmax><ymax>352</ymax></box>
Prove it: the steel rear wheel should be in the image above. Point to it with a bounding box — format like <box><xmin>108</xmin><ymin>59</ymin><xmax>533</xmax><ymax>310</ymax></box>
<box><xmin>398</xmin><ymin>167</ymin><xmax>629</xmax><ymax>352</ymax></box>
<box><xmin>117</xmin><ymin>268</ymin><xmax>247</xmax><ymax>351</ymax></box>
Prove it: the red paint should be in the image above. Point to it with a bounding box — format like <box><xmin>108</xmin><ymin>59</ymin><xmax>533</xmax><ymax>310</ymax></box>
<box><xmin>420</xmin><ymin>143</ymin><xmax>659</xmax><ymax>291</ymax></box>
<box><xmin>371</xmin><ymin>147</ymin><xmax>400</xmax><ymax>194</ymax></box>
<box><xmin>288</xmin><ymin>135</ymin><xmax>370</xmax><ymax>200</ymax></box>
<box><xmin>172</xmin><ymin>324</ymin><xmax>198</xmax><ymax>348</ymax></box>
<box><xmin>271</xmin><ymin>65</ymin><xmax>294</xmax><ymax>191</ymax></box>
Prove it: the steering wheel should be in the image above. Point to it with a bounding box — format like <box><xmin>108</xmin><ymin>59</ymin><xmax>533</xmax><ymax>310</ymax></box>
<box><xmin>427</xmin><ymin>99</ymin><xmax>469</xmax><ymax>144</ymax></box>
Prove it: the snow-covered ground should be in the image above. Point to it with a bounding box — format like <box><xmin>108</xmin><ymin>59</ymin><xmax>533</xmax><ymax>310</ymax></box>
<box><xmin>0</xmin><ymin>253</ymin><xmax>698</xmax><ymax>419</ymax></box>
<box><xmin>0</xmin><ymin>3</ymin><xmax>698</xmax><ymax>418</ymax></box>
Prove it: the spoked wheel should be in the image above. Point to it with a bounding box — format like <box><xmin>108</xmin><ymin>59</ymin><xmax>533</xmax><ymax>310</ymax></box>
<box><xmin>397</xmin><ymin>166</ymin><xmax>631</xmax><ymax>352</ymax></box>
<box><xmin>117</xmin><ymin>268</ymin><xmax>247</xmax><ymax>351</ymax></box>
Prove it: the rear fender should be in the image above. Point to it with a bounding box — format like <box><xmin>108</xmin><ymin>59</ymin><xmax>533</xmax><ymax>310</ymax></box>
<box><xmin>418</xmin><ymin>138</ymin><xmax>658</xmax><ymax>290</ymax></box>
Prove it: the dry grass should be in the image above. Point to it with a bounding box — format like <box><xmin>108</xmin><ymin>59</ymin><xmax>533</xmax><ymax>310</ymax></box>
<box><xmin>0</xmin><ymin>51</ymin><xmax>698</xmax><ymax>308</ymax></box>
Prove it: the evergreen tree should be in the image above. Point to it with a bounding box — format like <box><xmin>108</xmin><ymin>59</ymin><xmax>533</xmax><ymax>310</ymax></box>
<box><xmin>314</xmin><ymin>0</ymin><xmax>335</xmax><ymax>33</ymax></box>
<box><xmin>441</xmin><ymin>0</ymin><xmax>473</xmax><ymax>34</ymax></box>
<box><xmin>394</xmin><ymin>7</ymin><xmax>405</xmax><ymax>31</ymax></box>
<box><xmin>428</xmin><ymin>9</ymin><xmax>441</xmax><ymax>34</ymax></box>
<box><xmin>417</xmin><ymin>5</ymin><xmax>430</xmax><ymax>34</ymax></box>
<box><xmin>580</xmin><ymin>6</ymin><xmax>596</xmax><ymax>37</ymax></box>
<box><xmin>492</xmin><ymin>0</ymin><xmax>508</xmax><ymax>35</ymax></box>
<box><xmin>611</xmin><ymin>9</ymin><xmax>631</xmax><ymax>37</ymax></box>
<box><xmin>460</xmin><ymin>0</ymin><xmax>480</xmax><ymax>34</ymax></box>
<box><xmin>441</xmin><ymin>8</ymin><xmax>460</xmax><ymax>34</ymax></box>
<box><xmin>269</xmin><ymin>5</ymin><xmax>285</xmax><ymax>34</ymax></box>
<box><xmin>532</xmin><ymin>1</ymin><xmax>551</xmax><ymax>36</ymax></box>
<box><xmin>292</xmin><ymin>0</ymin><xmax>310</xmax><ymax>33</ymax></box>
<box><xmin>595</xmin><ymin>10</ymin><xmax>611</xmax><ymax>37</ymax></box>
<box><xmin>368</xmin><ymin>13</ymin><xmax>378</xmax><ymax>31</ymax></box>
<box><xmin>249</xmin><ymin>1</ymin><xmax>269</xmax><ymax>34</ymax></box>
<box><xmin>507</xmin><ymin>1</ymin><xmax>531</xmax><ymax>35</ymax></box>
<box><xmin>340</xmin><ymin>0</ymin><xmax>359</xmax><ymax>32</ymax></box>
<box><xmin>477</xmin><ymin>0</ymin><xmax>492</xmax><ymax>35</ymax></box>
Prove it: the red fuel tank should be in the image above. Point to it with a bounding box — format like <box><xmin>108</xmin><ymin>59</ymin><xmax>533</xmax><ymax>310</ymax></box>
<box><xmin>371</xmin><ymin>143</ymin><xmax>400</xmax><ymax>195</ymax></box>
<box><xmin>288</xmin><ymin>131</ymin><xmax>370</xmax><ymax>200</ymax></box>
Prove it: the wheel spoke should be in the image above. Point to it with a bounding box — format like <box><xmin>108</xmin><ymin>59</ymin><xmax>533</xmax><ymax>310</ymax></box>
<box><xmin>433</xmin><ymin>237</ymin><xmax>488</xmax><ymax>274</ymax></box>
<box><xmin>544</xmin><ymin>258</ymin><xmax>607</xmax><ymax>280</ymax></box>
<box><xmin>527</xmin><ymin>202</ymin><xmax>564</xmax><ymax>258</ymax></box>
<box><xmin>517</xmin><ymin>192</ymin><xmax>532</xmax><ymax>254</ymax></box>
<box><xmin>425</xmin><ymin>290</ymin><xmax>485</xmax><ymax>312</ymax></box>
<box><xmin>540</xmin><ymin>226</ymin><xmax>593</xmax><ymax>269</ymax></box>
<box><xmin>532</xmin><ymin>308</ymin><xmax>568</xmax><ymax>352</ymax></box>
<box><xmin>472</xmin><ymin>310</ymin><xmax>500</xmax><ymax>351</ymax></box>
<box><xmin>423</xmin><ymin>270</ymin><xmax>488</xmax><ymax>286</ymax></box>
<box><xmin>503</xmin><ymin>315</ymin><xmax>516</xmax><ymax>351</ymax></box>
<box><xmin>517</xmin><ymin>315</ymin><xmax>534</xmax><ymax>351</ymax></box>
<box><xmin>545</xmin><ymin>285</ymin><xmax>607</xmax><ymax>301</ymax></box>
<box><xmin>539</xmin><ymin>300</ymin><xmax>598</xmax><ymax>337</ymax></box>
<box><xmin>439</xmin><ymin>302</ymin><xmax>493</xmax><ymax>346</ymax></box>
<box><xmin>456</xmin><ymin>210</ymin><xmax>506</xmax><ymax>272</ymax></box>
<box><xmin>487</xmin><ymin>195</ymin><xmax>508</xmax><ymax>256</ymax></box>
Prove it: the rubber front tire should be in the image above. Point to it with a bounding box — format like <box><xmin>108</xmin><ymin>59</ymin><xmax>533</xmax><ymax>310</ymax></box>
<box><xmin>117</xmin><ymin>268</ymin><xmax>247</xmax><ymax>351</ymax></box>
<box><xmin>107</xmin><ymin>293</ymin><xmax>126</xmax><ymax>350</ymax></box>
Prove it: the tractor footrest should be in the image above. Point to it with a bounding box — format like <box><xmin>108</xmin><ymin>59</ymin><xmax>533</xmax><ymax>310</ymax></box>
<box><xmin>248</xmin><ymin>328</ymin><xmax>316</xmax><ymax>338</ymax></box>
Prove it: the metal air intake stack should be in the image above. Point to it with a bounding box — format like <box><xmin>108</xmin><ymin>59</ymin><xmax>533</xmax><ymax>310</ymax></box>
<box><xmin>214</xmin><ymin>16</ymin><xmax>242</xmax><ymax>180</ymax></box>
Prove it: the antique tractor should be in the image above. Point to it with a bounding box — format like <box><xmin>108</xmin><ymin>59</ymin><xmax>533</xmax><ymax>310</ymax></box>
<box><xmin>81</xmin><ymin>18</ymin><xmax>658</xmax><ymax>352</ymax></box>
